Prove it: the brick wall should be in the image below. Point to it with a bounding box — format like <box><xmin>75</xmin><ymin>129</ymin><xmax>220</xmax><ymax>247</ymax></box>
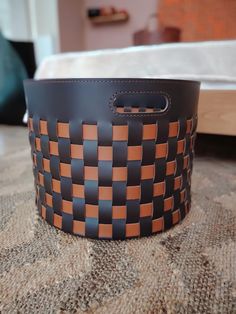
<box><xmin>158</xmin><ymin>0</ymin><xmax>236</xmax><ymax>41</ymax></box>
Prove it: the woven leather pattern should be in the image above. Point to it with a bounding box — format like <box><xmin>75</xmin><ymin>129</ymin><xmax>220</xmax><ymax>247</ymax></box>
<box><xmin>28</xmin><ymin>115</ymin><xmax>197</xmax><ymax>239</ymax></box>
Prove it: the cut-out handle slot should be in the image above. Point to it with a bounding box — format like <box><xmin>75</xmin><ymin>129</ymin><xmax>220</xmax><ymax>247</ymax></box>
<box><xmin>113</xmin><ymin>92</ymin><xmax>169</xmax><ymax>114</ymax></box>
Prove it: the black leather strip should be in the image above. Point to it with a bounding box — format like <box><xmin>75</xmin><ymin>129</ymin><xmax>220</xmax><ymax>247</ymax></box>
<box><xmin>164</xmin><ymin>176</ymin><xmax>174</xmax><ymax>198</ymax></box>
<box><xmin>127</xmin><ymin>161</ymin><xmax>141</xmax><ymax>186</ymax></box>
<box><xmin>46</xmin><ymin>205</ymin><xmax>54</xmax><ymax>226</ymax></box>
<box><xmin>58</xmin><ymin>138</ymin><xmax>71</xmax><ymax>163</ymax></box>
<box><xmin>73</xmin><ymin>197</ymin><xmax>85</xmax><ymax>220</ymax></box>
<box><xmin>33</xmin><ymin>116</ymin><xmax>40</xmax><ymax>137</ymax></box>
<box><xmin>60</xmin><ymin>177</ymin><xmax>72</xmax><ymax>201</ymax></box>
<box><xmin>163</xmin><ymin>211</ymin><xmax>172</xmax><ymax>230</ymax></box>
<box><xmin>141</xmin><ymin>179</ymin><xmax>153</xmax><ymax>203</ymax></box>
<box><xmin>167</xmin><ymin>138</ymin><xmax>177</xmax><ymax>161</ymax></box>
<box><xmin>44</xmin><ymin>172</ymin><xmax>53</xmax><ymax>194</ymax></box>
<box><xmin>47</xmin><ymin>118</ymin><xmax>58</xmax><ymax>141</ymax></box>
<box><xmin>40</xmin><ymin>135</ymin><xmax>50</xmax><ymax>159</ymax></box>
<box><xmin>83</xmin><ymin>140</ymin><xmax>98</xmax><ymax>166</ymax></box>
<box><xmin>153</xmin><ymin>196</ymin><xmax>164</xmax><ymax>219</ymax></box>
<box><xmin>62</xmin><ymin>212</ymin><xmax>73</xmax><ymax>233</ymax></box>
<box><xmin>112</xmin><ymin>141</ymin><xmax>127</xmax><ymax>167</ymax></box>
<box><xmin>70</xmin><ymin>120</ymin><xmax>83</xmax><ymax>144</ymax></box>
<box><xmin>126</xmin><ymin>200</ymin><xmax>140</xmax><ymax>223</ymax></box>
<box><xmin>50</xmin><ymin>155</ymin><xmax>60</xmax><ymax>180</ymax></box>
<box><xmin>99</xmin><ymin>200</ymin><xmax>112</xmax><ymax>223</ymax></box>
<box><xmin>84</xmin><ymin>180</ymin><xmax>98</xmax><ymax>204</ymax></box>
<box><xmin>128</xmin><ymin>120</ymin><xmax>142</xmax><ymax>145</ymax></box>
<box><xmin>112</xmin><ymin>219</ymin><xmax>126</xmax><ymax>240</ymax></box>
<box><xmin>140</xmin><ymin>217</ymin><xmax>152</xmax><ymax>236</ymax></box>
<box><xmin>36</xmin><ymin>152</ymin><xmax>43</xmax><ymax>173</ymax></box>
<box><xmin>98</xmin><ymin>121</ymin><xmax>112</xmax><ymax>145</ymax></box>
<box><xmin>52</xmin><ymin>192</ymin><xmax>62</xmax><ymax>215</ymax></box>
<box><xmin>71</xmin><ymin>159</ymin><xmax>84</xmax><ymax>184</ymax></box>
<box><xmin>98</xmin><ymin>161</ymin><xmax>112</xmax><ymax>186</ymax></box>
<box><xmin>154</xmin><ymin>159</ymin><xmax>166</xmax><ymax>182</ymax></box>
<box><xmin>85</xmin><ymin>217</ymin><xmax>98</xmax><ymax>238</ymax></box>
<box><xmin>142</xmin><ymin>140</ymin><xmax>155</xmax><ymax>165</ymax></box>
<box><xmin>112</xmin><ymin>181</ymin><xmax>126</xmax><ymax>205</ymax></box>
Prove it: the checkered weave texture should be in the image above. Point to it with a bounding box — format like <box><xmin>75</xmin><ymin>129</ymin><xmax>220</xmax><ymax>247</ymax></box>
<box><xmin>28</xmin><ymin>115</ymin><xmax>197</xmax><ymax>240</ymax></box>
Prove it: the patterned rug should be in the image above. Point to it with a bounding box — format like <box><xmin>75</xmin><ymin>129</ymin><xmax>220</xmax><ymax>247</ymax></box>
<box><xmin>0</xmin><ymin>126</ymin><xmax>235</xmax><ymax>313</ymax></box>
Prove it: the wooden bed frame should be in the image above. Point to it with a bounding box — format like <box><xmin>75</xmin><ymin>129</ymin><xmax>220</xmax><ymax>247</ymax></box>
<box><xmin>197</xmin><ymin>90</ymin><xmax>236</xmax><ymax>136</ymax></box>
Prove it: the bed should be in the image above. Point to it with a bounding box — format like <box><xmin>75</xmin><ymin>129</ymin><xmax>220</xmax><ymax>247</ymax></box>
<box><xmin>31</xmin><ymin>40</ymin><xmax>236</xmax><ymax>136</ymax></box>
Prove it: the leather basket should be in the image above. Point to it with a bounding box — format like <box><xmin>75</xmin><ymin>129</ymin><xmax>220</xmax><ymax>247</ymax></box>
<box><xmin>24</xmin><ymin>79</ymin><xmax>200</xmax><ymax>240</ymax></box>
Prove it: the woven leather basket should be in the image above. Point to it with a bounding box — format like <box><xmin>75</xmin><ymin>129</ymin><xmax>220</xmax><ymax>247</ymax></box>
<box><xmin>24</xmin><ymin>79</ymin><xmax>200</xmax><ymax>240</ymax></box>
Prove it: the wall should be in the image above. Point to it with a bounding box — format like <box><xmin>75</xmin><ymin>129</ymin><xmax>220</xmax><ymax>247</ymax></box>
<box><xmin>0</xmin><ymin>0</ymin><xmax>60</xmax><ymax>64</ymax></box>
<box><xmin>158</xmin><ymin>0</ymin><xmax>236</xmax><ymax>41</ymax></box>
<box><xmin>83</xmin><ymin>0</ymin><xmax>157</xmax><ymax>50</ymax></box>
<box><xmin>0</xmin><ymin>0</ymin><xmax>32</xmax><ymax>41</ymax></box>
<box><xmin>58</xmin><ymin>0</ymin><xmax>85</xmax><ymax>52</ymax></box>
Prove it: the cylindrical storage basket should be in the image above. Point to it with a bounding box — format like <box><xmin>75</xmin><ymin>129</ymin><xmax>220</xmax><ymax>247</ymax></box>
<box><xmin>24</xmin><ymin>79</ymin><xmax>200</xmax><ymax>240</ymax></box>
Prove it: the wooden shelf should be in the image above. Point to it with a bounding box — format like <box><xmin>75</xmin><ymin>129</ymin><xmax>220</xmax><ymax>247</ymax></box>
<box><xmin>89</xmin><ymin>13</ymin><xmax>129</xmax><ymax>25</ymax></box>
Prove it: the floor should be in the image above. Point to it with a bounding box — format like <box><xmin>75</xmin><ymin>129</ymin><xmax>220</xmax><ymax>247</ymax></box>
<box><xmin>0</xmin><ymin>125</ymin><xmax>236</xmax><ymax>313</ymax></box>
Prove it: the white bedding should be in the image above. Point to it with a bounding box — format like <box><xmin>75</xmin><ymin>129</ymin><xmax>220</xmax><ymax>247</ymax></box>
<box><xmin>23</xmin><ymin>40</ymin><xmax>236</xmax><ymax>122</ymax></box>
<box><xmin>35</xmin><ymin>40</ymin><xmax>236</xmax><ymax>90</ymax></box>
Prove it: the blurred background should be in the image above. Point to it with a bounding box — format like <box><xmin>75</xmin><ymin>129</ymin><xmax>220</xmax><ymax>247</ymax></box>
<box><xmin>0</xmin><ymin>0</ymin><xmax>236</xmax><ymax>128</ymax></box>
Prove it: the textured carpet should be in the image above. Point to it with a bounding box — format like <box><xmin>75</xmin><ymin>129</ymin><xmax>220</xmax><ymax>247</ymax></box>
<box><xmin>0</xmin><ymin>126</ymin><xmax>236</xmax><ymax>313</ymax></box>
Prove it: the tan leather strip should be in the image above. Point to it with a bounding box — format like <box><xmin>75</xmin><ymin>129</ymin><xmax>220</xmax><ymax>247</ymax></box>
<box><xmin>38</xmin><ymin>173</ymin><xmax>44</xmax><ymax>186</ymax></box>
<box><xmin>126</xmin><ymin>186</ymin><xmax>141</xmax><ymax>200</ymax></box>
<box><xmin>41</xmin><ymin>205</ymin><xmax>46</xmax><ymax>219</ymax></box>
<box><xmin>86</xmin><ymin>204</ymin><xmax>99</xmax><ymax>218</ymax></box>
<box><xmin>183</xmin><ymin>156</ymin><xmax>189</xmax><ymax>169</ymax></box>
<box><xmin>112</xmin><ymin>125</ymin><xmax>128</xmax><ymax>141</ymax></box>
<box><xmin>155</xmin><ymin>143</ymin><xmax>167</xmax><ymax>159</ymax></box>
<box><xmin>127</xmin><ymin>145</ymin><xmax>142</xmax><ymax>161</ymax></box>
<box><xmin>112</xmin><ymin>167</ymin><xmax>127</xmax><ymax>181</ymax></box>
<box><xmin>53</xmin><ymin>213</ymin><xmax>62</xmax><ymax>229</ymax></box>
<box><xmin>166</xmin><ymin>160</ymin><xmax>176</xmax><ymax>176</ymax></box>
<box><xmin>174</xmin><ymin>176</ymin><xmax>182</xmax><ymax>190</ymax></box>
<box><xmin>140</xmin><ymin>203</ymin><xmax>153</xmax><ymax>217</ymax></box>
<box><xmin>71</xmin><ymin>144</ymin><xmax>83</xmax><ymax>159</ymax></box>
<box><xmin>98</xmin><ymin>186</ymin><xmax>112</xmax><ymax>200</ymax></box>
<box><xmin>180</xmin><ymin>189</ymin><xmax>186</xmax><ymax>203</ymax></box>
<box><xmin>177</xmin><ymin>139</ymin><xmax>185</xmax><ymax>154</ymax></box>
<box><xmin>172</xmin><ymin>209</ymin><xmax>180</xmax><ymax>225</ymax></box>
<box><xmin>45</xmin><ymin>193</ymin><xmax>52</xmax><ymax>207</ymax></box>
<box><xmin>84</xmin><ymin>166</ymin><xmax>98</xmax><ymax>180</ymax></box>
<box><xmin>62</xmin><ymin>199</ymin><xmax>73</xmax><ymax>214</ymax></box>
<box><xmin>72</xmin><ymin>184</ymin><xmax>84</xmax><ymax>198</ymax></box>
<box><xmin>40</xmin><ymin>120</ymin><xmax>48</xmax><ymax>135</ymax></box>
<box><xmin>83</xmin><ymin>124</ymin><xmax>98</xmax><ymax>140</ymax></box>
<box><xmin>169</xmin><ymin>121</ymin><xmax>179</xmax><ymax>137</ymax></box>
<box><xmin>152</xmin><ymin>217</ymin><xmax>163</xmax><ymax>233</ymax></box>
<box><xmin>57</xmin><ymin>122</ymin><xmax>69</xmax><ymax>138</ymax></box>
<box><xmin>153</xmin><ymin>182</ymin><xmax>165</xmax><ymax>196</ymax></box>
<box><xmin>98</xmin><ymin>146</ymin><xmax>113</xmax><ymax>161</ymax></box>
<box><xmin>116</xmin><ymin>107</ymin><xmax>158</xmax><ymax>114</ymax></box>
<box><xmin>43</xmin><ymin>158</ymin><xmax>50</xmax><ymax>172</ymax></box>
<box><xmin>28</xmin><ymin>118</ymin><xmax>33</xmax><ymax>131</ymax></box>
<box><xmin>73</xmin><ymin>220</ymin><xmax>85</xmax><ymax>236</ymax></box>
<box><xmin>60</xmin><ymin>163</ymin><xmax>71</xmax><ymax>177</ymax></box>
<box><xmin>49</xmin><ymin>141</ymin><xmax>59</xmax><ymax>155</ymax></box>
<box><xmin>112</xmin><ymin>206</ymin><xmax>127</xmax><ymax>219</ymax></box>
<box><xmin>126</xmin><ymin>223</ymin><xmax>140</xmax><ymax>238</ymax></box>
<box><xmin>52</xmin><ymin>179</ymin><xmax>61</xmax><ymax>193</ymax></box>
<box><xmin>99</xmin><ymin>224</ymin><xmax>113</xmax><ymax>238</ymax></box>
<box><xmin>164</xmin><ymin>196</ymin><xmax>173</xmax><ymax>212</ymax></box>
<box><xmin>186</xmin><ymin>119</ymin><xmax>192</xmax><ymax>134</ymax></box>
<box><xmin>35</xmin><ymin>138</ymin><xmax>41</xmax><ymax>151</ymax></box>
<box><xmin>142</xmin><ymin>124</ymin><xmax>157</xmax><ymax>140</ymax></box>
<box><xmin>141</xmin><ymin>165</ymin><xmax>155</xmax><ymax>180</ymax></box>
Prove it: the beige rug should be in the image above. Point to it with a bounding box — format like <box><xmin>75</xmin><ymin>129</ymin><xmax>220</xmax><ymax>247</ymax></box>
<box><xmin>0</xmin><ymin>126</ymin><xmax>235</xmax><ymax>313</ymax></box>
